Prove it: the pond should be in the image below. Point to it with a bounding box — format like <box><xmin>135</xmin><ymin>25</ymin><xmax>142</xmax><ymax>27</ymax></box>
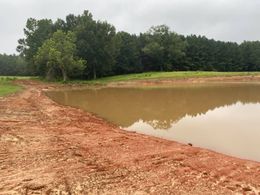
<box><xmin>47</xmin><ymin>83</ymin><xmax>260</xmax><ymax>162</ymax></box>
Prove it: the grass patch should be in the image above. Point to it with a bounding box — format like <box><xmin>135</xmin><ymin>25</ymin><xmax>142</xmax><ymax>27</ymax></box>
<box><xmin>0</xmin><ymin>76</ymin><xmax>34</xmax><ymax>81</ymax></box>
<box><xmin>0</xmin><ymin>76</ymin><xmax>33</xmax><ymax>96</ymax></box>
<box><xmin>0</xmin><ymin>81</ymin><xmax>21</xmax><ymax>96</ymax></box>
<box><xmin>70</xmin><ymin>71</ymin><xmax>260</xmax><ymax>85</ymax></box>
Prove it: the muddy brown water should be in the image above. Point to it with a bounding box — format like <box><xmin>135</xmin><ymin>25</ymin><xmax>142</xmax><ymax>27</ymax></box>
<box><xmin>47</xmin><ymin>83</ymin><xmax>260</xmax><ymax>162</ymax></box>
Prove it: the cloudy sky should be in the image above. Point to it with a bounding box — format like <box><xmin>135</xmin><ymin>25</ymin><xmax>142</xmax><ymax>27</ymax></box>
<box><xmin>0</xmin><ymin>0</ymin><xmax>260</xmax><ymax>54</ymax></box>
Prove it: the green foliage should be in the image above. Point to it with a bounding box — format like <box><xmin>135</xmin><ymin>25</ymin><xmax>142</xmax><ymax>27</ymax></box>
<box><xmin>142</xmin><ymin>25</ymin><xmax>186</xmax><ymax>71</ymax></box>
<box><xmin>34</xmin><ymin>30</ymin><xmax>86</xmax><ymax>81</ymax></box>
<box><xmin>17</xmin><ymin>18</ymin><xmax>54</xmax><ymax>75</ymax></box>
<box><xmin>74</xmin><ymin>11</ymin><xmax>117</xmax><ymax>79</ymax></box>
<box><xmin>0</xmin><ymin>54</ymin><xmax>28</xmax><ymax>76</ymax></box>
<box><xmin>240</xmin><ymin>41</ymin><xmax>260</xmax><ymax>71</ymax></box>
<box><xmin>16</xmin><ymin>10</ymin><xmax>260</xmax><ymax>81</ymax></box>
<box><xmin>114</xmin><ymin>32</ymin><xmax>142</xmax><ymax>74</ymax></box>
<box><xmin>185</xmin><ymin>35</ymin><xmax>243</xmax><ymax>71</ymax></box>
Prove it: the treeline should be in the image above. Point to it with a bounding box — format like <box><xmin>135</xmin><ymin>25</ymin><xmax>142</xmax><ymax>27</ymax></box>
<box><xmin>14</xmin><ymin>10</ymin><xmax>260</xmax><ymax>80</ymax></box>
<box><xmin>0</xmin><ymin>54</ymin><xmax>27</xmax><ymax>76</ymax></box>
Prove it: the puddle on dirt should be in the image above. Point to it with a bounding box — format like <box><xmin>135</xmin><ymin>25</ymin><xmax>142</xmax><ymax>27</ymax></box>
<box><xmin>47</xmin><ymin>83</ymin><xmax>260</xmax><ymax>161</ymax></box>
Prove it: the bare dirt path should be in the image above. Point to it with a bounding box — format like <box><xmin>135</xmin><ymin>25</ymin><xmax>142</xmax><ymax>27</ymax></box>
<box><xmin>1</xmin><ymin>79</ymin><xmax>260</xmax><ymax>194</ymax></box>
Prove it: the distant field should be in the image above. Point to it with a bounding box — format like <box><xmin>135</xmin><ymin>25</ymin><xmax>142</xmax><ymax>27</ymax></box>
<box><xmin>72</xmin><ymin>71</ymin><xmax>260</xmax><ymax>84</ymax></box>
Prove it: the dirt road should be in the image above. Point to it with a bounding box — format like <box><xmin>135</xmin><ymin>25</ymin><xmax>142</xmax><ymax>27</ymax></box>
<box><xmin>1</xmin><ymin>80</ymin><xmax>260</xmax><ymax>194</ymax></box>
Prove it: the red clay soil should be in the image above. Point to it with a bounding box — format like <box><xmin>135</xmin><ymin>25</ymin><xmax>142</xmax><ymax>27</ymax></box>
<box><xmin>1</xmin><ymin>80</ymin><xmax>260</xmax><ymax>195</ymax></box>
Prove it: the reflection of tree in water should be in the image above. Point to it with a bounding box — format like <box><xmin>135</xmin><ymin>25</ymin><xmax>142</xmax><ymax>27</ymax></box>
<box><xmin>146</xmin><ymin>113</ymin><xmax>207</xmax><ymax>130</ymax></box>
<box><xmin>48</xmin><ymin>84</ymin><xmax>260</xmax><ymax>130</ymax></box>
<box><xmin>146</xmin><ymin>120</ymin><xmax>175</xmax><ymax>130</ymax></box>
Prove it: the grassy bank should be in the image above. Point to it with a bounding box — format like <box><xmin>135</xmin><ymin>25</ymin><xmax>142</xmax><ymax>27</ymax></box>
<box><xmin>0</xmin><ymin>76</ymin><xmax>32</xmax><ymax>96</ymax></box>
<box><xmin>0</xmin><ymin>81</ymin><xmax>21</xmax><ymax>96</ymax></box>
<box><xmin>71</xmin><ymin>71</ymin><xmax>260</xmax><ymax>84</ymax></box>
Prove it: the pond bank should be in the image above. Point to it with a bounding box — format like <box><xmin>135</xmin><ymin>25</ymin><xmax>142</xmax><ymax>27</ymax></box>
<box><xmin>1</xmin><ymin>79</ymin><xmax>260</xmax><ymax>194</ymax></box>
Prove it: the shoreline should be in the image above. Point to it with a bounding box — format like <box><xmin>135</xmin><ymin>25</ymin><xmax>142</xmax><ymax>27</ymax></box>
<box><xmin>1</xmin><ymin>78</ymin><xmax>260</xmax><ymax>194</ymax></box>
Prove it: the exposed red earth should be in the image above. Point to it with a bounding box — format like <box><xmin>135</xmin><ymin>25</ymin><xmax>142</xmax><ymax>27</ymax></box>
<box><xmin>1</xmin><ymin>78</ymin><xmax>260</xmax><ymax>194</ymax></box>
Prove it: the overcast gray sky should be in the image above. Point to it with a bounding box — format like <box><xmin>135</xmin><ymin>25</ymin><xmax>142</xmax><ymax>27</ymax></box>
<box><xmin>0</xmin><ymin>0</ymin><xmax>260</xmax><ymax>54</ymax></box>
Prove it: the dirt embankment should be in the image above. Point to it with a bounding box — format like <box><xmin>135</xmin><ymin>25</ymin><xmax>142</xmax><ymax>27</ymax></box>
<box><xmin>1</xmin><ymin>79</ymin><xmax>260</xmax><ymax>194</ymax></box>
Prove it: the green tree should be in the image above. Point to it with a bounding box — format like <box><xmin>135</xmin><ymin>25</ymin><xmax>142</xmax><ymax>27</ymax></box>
<box><xmin>114</xmin><ymin>32</ymin><xmax>142</xmax><ymax>74</ymax></box>
<box><xmin>34</xmin><ymin>30</ymin><xmax>86</xmax><ymax>81</ymax></box>
<box><xmin>185</xmin><ymin>35</ymin><xmax>244</xmax><ymax>72</ymax></box>
<box><xmin>142</xmin><ymin>25</ymin><xmax>186</xmax><ymax>71</ymax></box>
<box><xmin>240</xmin><ymin>41</ymin><xmax>260</xmax><ymax>71</ymax></box>
<box><xmin>17</xmin><ymin>18</ymin><xmax>54</xmax><ymax>75</ymax></box>
<box><xmin>74</xmin><ymin>11</ymin><xmax>117</xmax><ymax>79</ymax></box>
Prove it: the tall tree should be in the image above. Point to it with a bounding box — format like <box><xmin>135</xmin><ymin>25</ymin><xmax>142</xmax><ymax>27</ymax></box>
<box><xmin>34</xmin><ymin>30</ymin><xmax>86</xmax><ymax>81</ymax></box>
<box><xmin>142</xmin><ymin>25</ymin><xmax>186</xmax><ymax>71</ymax></box>
<box><xmin>240</xmin><ymin>41</ymin><xmax>260</xmax><ymax>71</ymax></box>
<box><xmin>17</xmin><ymin>18</ymin><xmax>54</xmax><ymax>75</ymax></box>
<box><xmin>114</xmin><ymin>32</ymin><xmax>142</xmax><ymax>74</ymax></box>
<box><xmin>74</xmin><ymin>11</ymin><xmax>117</xmax><ymax>79</ymax></box>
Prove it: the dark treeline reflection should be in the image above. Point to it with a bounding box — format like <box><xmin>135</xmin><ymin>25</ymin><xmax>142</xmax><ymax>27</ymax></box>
<box><xmin>47</xmin><ymin>84</ymin><xmax>260</xmax><ymax>129</ymax></box>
